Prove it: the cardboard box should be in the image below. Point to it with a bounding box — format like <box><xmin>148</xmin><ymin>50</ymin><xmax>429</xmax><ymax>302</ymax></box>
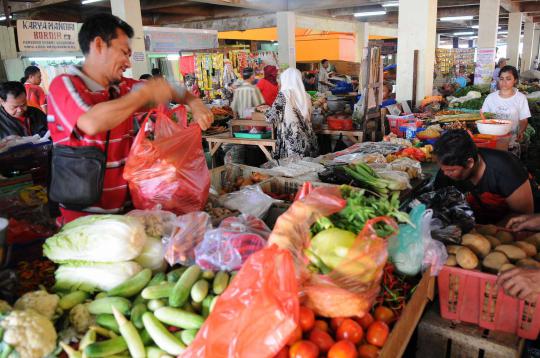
<box><xmin>333</xmin><ymin>60</ymin><xmax>361</xmax><ymax>76</ymax></box>
<box><xmin>380</xmin><ymin>271</ymin><xmax>436</xmax><ymax>358</ymax></box>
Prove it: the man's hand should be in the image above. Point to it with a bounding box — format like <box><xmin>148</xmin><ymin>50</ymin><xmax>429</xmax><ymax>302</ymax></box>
<box><xmin>506</xmin><ymin>214</ymin><xmax>540</xmax><ymax>232</ymax></box>
<box><xmin>139</xmin><ymin>78</ymin><xmax>174</xmax><ymax>105</ymax></box>
<box><xmin>189</xmin><ymin>100</ymin><xmax>214</xmax><ymax>130</ymax></box>
<box><xmin>496</xmin><ymin>267</ymin><xmax>540</xmax><ymax>300</ymax></box>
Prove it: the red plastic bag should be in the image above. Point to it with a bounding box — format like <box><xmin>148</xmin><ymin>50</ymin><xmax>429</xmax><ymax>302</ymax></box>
<box><xmin>124</xmin><ymin>109</ymin><xmax>210</xmax><ymax>215</ymax></box>
<box><xmin>269</xmin><ymin>184</ymin><xmax>397</xmax><ymax>317</ymax></box>
<box><xmin>182</xmin><ymin>245</ymin><xmax>299</xmax><ymax>358</ymax></box>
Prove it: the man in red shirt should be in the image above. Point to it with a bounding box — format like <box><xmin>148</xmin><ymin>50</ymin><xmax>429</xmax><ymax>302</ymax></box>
<box><xmin>47</xmin><ymin>13</ymin><xmax>213</xmax><ymax>224</ymax></box>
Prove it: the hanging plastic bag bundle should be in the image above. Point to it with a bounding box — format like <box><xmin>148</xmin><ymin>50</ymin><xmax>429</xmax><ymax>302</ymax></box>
<box><xmin>182</xmin><ymin>245</ymin><xmax>299</xmax><ymax>358</ymax></box>
<box><xmin>269</xmin><ymin>184</ymin><xmax>399</xmax><ymax>318</ymax></box>
<box><xmin>124</xmin><ymin>108</ymin><xmax>210</xmax><ymax>215</ymax></box>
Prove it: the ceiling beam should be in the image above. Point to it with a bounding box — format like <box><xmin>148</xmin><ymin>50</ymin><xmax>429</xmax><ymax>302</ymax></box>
<box><xmin>296</xmin><ymin>14</ymin><xmax>356</xmax><ymax>32</ymax></box>
<box><xmin>141</xmin><ymin>0</ymin><xmax>199</xmax><ymax>10</ymax></box>
<box><xmin>185</xmin><ymin>0</ymin><xmax>286</xmax><ymax>11</ymax></box>
<box><xmin>288</xmin><ymin>0</ymin><xmax>383</xmax><ymax>12</ymax></box>
<box><xmin>501</xmin><ymin>0</ymin><xmax>533</xmax><ymax>21</ymax></box>
<box><xmin>520</xmin><ymin>3</ymin><xmax>540</xmax><ymax>13</ymax></box>
<box><xmin>7</xmin><ymin>0</ymin><xmax>70</xmax><ymax>13</ymax></box>
<box><xmin>167</xmin><ymin>13</ymin><xmax>276</xmax><ymax>30</ymax></box>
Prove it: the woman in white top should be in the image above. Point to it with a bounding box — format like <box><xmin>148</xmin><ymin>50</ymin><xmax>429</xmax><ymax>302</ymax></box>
<box><xmin>482</xmin><ymin>65</ymin><xmax>530</xmax><ymax>156</ymax></box>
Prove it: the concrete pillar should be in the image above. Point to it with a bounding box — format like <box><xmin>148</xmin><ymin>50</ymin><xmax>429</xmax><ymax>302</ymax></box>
<box><xmin>277</xmin><ymin>11</ymin><xmax>296</xmax><ymax>69</ymax></box>
<box><xmin>453</xmin><ymin>37</ymin><xmax>459</xmax><ymax>49</ymax></box>
<box><xmin>355</xmin><ymin>22</ymin><xmax>369</xmax><ymax>63</ymax></box>
<box><xmin>477</xmin><ymin>0</ymin><xmax>500</xmax><ymax>49</ymax></box>
<box><xmin>522</xmin><ymin>21</ymin><xmax>535</xmax><ymax>71</ymax></box>
<box><xmin>436</xmin><ymin>34</ymin><xmax>442</xmax><ymax>47</ymax></box>
<box><xmin>507</xmin><ymin>12</ymin><xmax>523</xmax><ymax>68</ymax></box>
<box><xmin>532</xmin><ymin>27</ymin><xmax>540</xmax><ymax>66</ymax></box>
<box><xmin>111</xmin><ymin>0</ymin><xmax>149</xmax><ymax>79</ymax></box>
<box><xmin>396</xmin><ymin>0</ymin><xmax>437</xmax><ymax>103</ymax></box>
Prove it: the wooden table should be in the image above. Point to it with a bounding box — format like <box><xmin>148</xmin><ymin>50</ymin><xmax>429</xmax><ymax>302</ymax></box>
<box><xmin>316</xmin><ymin>125</ymin><xmax>364</xmax><ymax>143</ymax></box>
<box><xmin>203</xmin><ymin>133</ymin><xmax>276</xmax><ymax>167</ymax></box>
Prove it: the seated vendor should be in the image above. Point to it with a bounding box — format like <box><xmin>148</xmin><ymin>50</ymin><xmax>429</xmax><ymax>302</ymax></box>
<box><xmin>0</xmin><ymin>81</ymin><xmax>48</xmax><ymax>139</ymax></box>
<box><xmin>381</xmin><ymin>82</ymin><xmax>397</xmax><ymax>108</ymax></box>
<box><xmin>433</xmin><ymin>129</ymin><xmax>539</xmax><ymax>224</ymax></box>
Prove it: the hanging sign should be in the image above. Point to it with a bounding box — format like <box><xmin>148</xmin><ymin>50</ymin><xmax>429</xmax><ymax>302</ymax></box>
<box><xmin>143</xmin><ymin>27</ymin><xmax>218</xmax><ymax>53</ymax></box>
<box><xmin>474</xmin><ymin>48</ymin><xmax>496</xmax><ymax>85</ymax></box>
<box><xmin>17</xmin><ymin>19</ymin><xmax>80</xmax><ymax>52</ymax></box>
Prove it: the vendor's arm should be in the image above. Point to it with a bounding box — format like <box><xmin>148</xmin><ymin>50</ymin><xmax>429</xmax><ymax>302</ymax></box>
<box><xmin>496</xmin><ymin>267</ymin><xmax>540</xmax><ymax>300</ymax></box>
<box><xmin>518</xmin><ymin>94</ymin><xmax>532</xmax><ymax>141</ymax></box>
<box><xmin>507</xmin><ymin>214</ymin><xmax>540</xmax><ymax>231</ymax></box>
<box><xmin>506</xmin><ymin>180</ymin><xmax>534</xmax><ymax>215</ymax></box>
<box><xmin>518</xmin><ymin>118</ymin><xmax>529</xmax><ymax>141</ymax></box>
<box><xmin>77</xmin><ymin>79</ymin><xmax>174</xmax><ymax>136</ymax></box>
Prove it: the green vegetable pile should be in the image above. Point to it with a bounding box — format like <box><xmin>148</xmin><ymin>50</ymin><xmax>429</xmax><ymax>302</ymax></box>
<box><xmin>453</xmin><ymin>85</ymin><xmax>490</xmax><ymax>98</ymax></box>
<box><xmin>341</xmin><ymin>162</ymin><xmax>407</xmax><ymax>196</ymax></box>
<box><xmin>452</xmin><ymin>97</ymin><xmax>485</xmax><ymax>110</ymax></box>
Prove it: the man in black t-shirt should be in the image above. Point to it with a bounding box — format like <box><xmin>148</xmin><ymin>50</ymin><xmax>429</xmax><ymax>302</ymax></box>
<box><xmin>433</xmin><ymin>130</ymin><xmax>539</xmax><ymax>224</ymax></box>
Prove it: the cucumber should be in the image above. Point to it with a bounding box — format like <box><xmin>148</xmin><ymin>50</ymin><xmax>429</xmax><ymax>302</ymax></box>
<box><xmin>139</xmin><ymin>328</ymin><xmax>152</xmax><ymax>346</ymax></box>
<box><xmin>147</xmin><ymin>299</ymin><xmax>166</xmax><ymax>312</ymax></box>
<box><xmin>142</xmin><ymin>312</ymin><xmax>186</xmax><ymax>355</ymax></box>
<box><xmin>146</xmin><ymin>346</ymin><xmax>171</xmax><ymax>358</ymax></box>
<box><xmin>88</xmin><ymin>297</ymin><xmax>131</xmax><ymax>315</ymax></box>
<box><xmin>96</xmin><ymin>314</ymin><xmax>120</xmax><ymax>334</ymax></box>
<box><xmin>154</xmin><ymin>307</ymin><xmax>205</xmax><ymax>330</ymax></box>
<box><xmin>131</xmin><ymin>303</ymin><xmax>147</xmax><ymax>329</ymax></box>
<box><xmin>147</xmin><ymin>272</ymin><xmax>166</xmax><ymax>287</ymax></box>
<box><xmin>180</xmin><ymin>329</ymin><xmax>198</xmax><ymax>346</ymax></box>
<box><xmin>142</xmin><ymin>282</ymin><xmax>174</xmax><ymax>300</ymax></box>
<box><xmin>133</xmin><ymin>294</ymin><xmax>146</xmax><ymax>306</ymax></box>
<box><xmin>202</xmin><ymin>270</ymin><xmax>215</xmax><ymax>280</ymax></box>
<box><xmin>84</xmin><ymin>336</ymin><xmax>128</xmax><ymax>357</ymax></box>
<box><xmin>108</xmin><ymin>268</ymin><xmax>152</xmax><ymax>298</ymax></box>
<box><xmin>59</xmin><ymin>291</ymin><xmax>89</xmax><ymax>310</ymax></box>
<box><xmin>166</xmin><ymin>267</ymin><xmax>187</xmax><ymax>283</ymax></box>
<box><xmin>201</xmin><ymin>295</ymin><xmax>214</xmax><ymax>318</ymax></box>
<box><xmin>210</xmin><ymin>295</ymin><xmax>219</xmax><ymax>313</ymax></box>
<box><xmin>95</xmin><ymin>292</ymin><xmax>108</xmax><ymax>299</ymax></box>
<box><xmin>191</xmin><ymin>300</ymin><xmax>202</xmax><ymax>313</ymax></box>
<box><xmin>169</xmin><ymin>265</ymin><xmax>201</xmax><ymax>307</ymax></box>
<box><xmin>212</xmin><ymin>271</ymin><xmax>229</xmax><ymax>295</ymax></box>
<box><xmin>112</xmin><ymin>307</ymin><xmax>146</xmax><ymax>358</ymax></box>
<box><xmin>190</xmin><ymin>279</ymin><xmax>209</xmax><ymax>303</ymax></box>
<box><xmin>79</xmin><ymin>329</ymin><xmax>97</xmax><ymax>350</ymax></box>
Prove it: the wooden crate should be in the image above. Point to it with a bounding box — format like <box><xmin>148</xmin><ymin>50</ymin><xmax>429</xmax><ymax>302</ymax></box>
<box><xmin>380</xmin><ymin>271</ymin><xmax>435</xmax><ymax>358</ymax></box>
<box><xmin>210</xmin><ymin>164</ymin><xmax>273</xmax><ymax>194</ymax></box>
<box><xmin>416</xmin><ymin>302</ymin><xmax>524</xmax><ymax>358</ymax></box>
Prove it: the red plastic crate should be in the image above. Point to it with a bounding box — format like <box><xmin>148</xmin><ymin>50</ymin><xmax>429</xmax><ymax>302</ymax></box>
<box><xmin>327</xmin><ymin>117</ymin><xmax>353</xmax><ymax>130</ymax></box>
<box><xmin>438</xmin><ymin>265</ymin><xmax>540</xmax><ymax>339</ymax></box>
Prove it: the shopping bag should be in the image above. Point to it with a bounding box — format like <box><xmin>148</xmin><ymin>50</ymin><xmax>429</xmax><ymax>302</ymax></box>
<box><xmin>182</xmin><ymin>245</ymin><xmax>298</xmax><ymax>358</ymax></box>
<box><xmin>124</xmin><ymin>108</ymin><xmax>210</xmax><ymax>215</ymax></box>
<box><xmin>269</xmin><ymin>184</ymin><xmax>397</xmax><ymax>318</ymax></box>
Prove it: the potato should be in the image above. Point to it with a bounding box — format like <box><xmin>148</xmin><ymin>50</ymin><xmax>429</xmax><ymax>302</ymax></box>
<box><xmin>514</xmin><ymin>241</ymin><xmax>537</xmax><ymax>257</ymax></box>
<box><xmin>499</xmin><ymin>263</ymin><xmax>516</xmax><ymax>273</ymax></box>
<box><xmin>516</xmin><ymin>258</ymin><xmax>540</xmax><ymax>269</ymax></box>
<box><xmin>456</xmin><ymin>247</ymin><xmax>479</xmax><ymax>270</ymax></box>
<box><xmin>447</xmin><ymin>245</ymin><xmax>462</xmax><ymax>255</ymax></box>
<box><xmin>525</xmin><ymin>233</ymin><xmax>540</xmax><ymax>250</ymax></box>
<box><xmin>496</xmin><ymin>231</ymin><xmax>514</xmax><ymax>244</ymax></box>
<box><xmin>477</xmin><ymin>224</ymin><xmax>498</xmax><ymax>236</ymax></box>
<box><xmin>462</xmin><ymin>233</ymin><xmax>491</xmax><ymax>258</ymax></box>
<box><xmin>446</xmin><ymin>255</ymin><xmax>457</xmax><ymax>267</ymax></box>
<box><xmin>495</xmin><ymin>245</ymin><xmax>527</xmax><ymax>261</ymax></box>
<box><xmin>485</xmin><ymin>235</ymin><xmax>501</xmax><ymax>248</ymax></box>
<box><xmin>482</xmin><ymin>252</ymin><xmax>509</xmax><ymax>273</ymax></box>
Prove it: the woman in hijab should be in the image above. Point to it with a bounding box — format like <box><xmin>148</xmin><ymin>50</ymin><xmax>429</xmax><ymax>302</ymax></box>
<box><xmin>265</xmin><ymin>68</ymin><xmax>319</xmax><ymax>159</ymax></box>
<box><xmin>257</xmin><ymin>65</ymin><xmax>279</xmax><ymax>105</ymax></box>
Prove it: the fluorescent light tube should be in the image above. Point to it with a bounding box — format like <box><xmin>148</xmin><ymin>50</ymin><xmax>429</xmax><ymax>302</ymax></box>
<box><xmin>354</xmin><ymin>10</ymin><xmax>386</xmax><ymax>17</ymax></box>
<box><xmin>440</xmin><ymin>16</ymin><xmax>474</xmax><ymax>21</ymax></box>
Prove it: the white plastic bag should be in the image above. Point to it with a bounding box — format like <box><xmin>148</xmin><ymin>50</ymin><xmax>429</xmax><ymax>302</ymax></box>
<box><xmin>219</xmin><ymin>185</ymin><xmax>280</xmax><ymax>218</ymax></box>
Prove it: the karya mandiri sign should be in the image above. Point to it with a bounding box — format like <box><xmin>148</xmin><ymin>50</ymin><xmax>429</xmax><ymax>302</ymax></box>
<box><xmin>17</xmin><ymin>19</ymin><xmax>80</xmax><ymax>52</ymax></box>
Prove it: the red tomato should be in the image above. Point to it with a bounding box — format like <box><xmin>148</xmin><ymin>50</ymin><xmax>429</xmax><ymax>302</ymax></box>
<box><xmin>299</xmin><ymin>307</ymin><xmax>316</xmax><ymax>332</ymax></box>
<box><xmin>366</xmin><ymin>321</ymin><xmax>389</xmax><ymax>348</ymax></box>
<box><xmin>373</xmin><ymin>306</ymin><xmax>395</xmax><ymax>324</ymax></box>
<box><xmin>309</xmin><ymin>328</ymin><xmax>335</xmax><ymax>352</ymax></box>
<box><xmin>331</xmin><ymin>317</ymin><xmax>347</xmax><ymax>331</ymax></box>
<box><xmin>328</xmin><ymin>340</ymin><xmax>358</xmax><ymax>358</ymax></box>
<box><xmin>287</xmin><ymin>325</ymin><xmax>303</xmax><ymax>346</ymax></box>
<box><xmin>358</xmin><ymin>344</ymin><xmax>380</xmax><ymax>358</ymax></box>
<box><xmin>289</xmin><ymin>340</ymin><xmax>319</xmax><ymax>358</ymax></box>
<box><xmin>337</xmin><ymin>318</ymin><xmax>364</xmax><ymax>344</ymax></box>
<box><xmin>314</xmin><ymin>320</ymin><xmax>329</xmax><ymax>332</ymax></box>
<box><xmin>356</xmin><ymin>313</ymin><xmax>374</xmax><ymax>330</ymax></box>
<box><xmin>275</xmin><ymin>346</ymin><xmax>289</xmax><ymax>358</ymax></box>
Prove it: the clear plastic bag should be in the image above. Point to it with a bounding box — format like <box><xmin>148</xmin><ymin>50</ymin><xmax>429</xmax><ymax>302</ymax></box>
<box><xmin>163</xmin><ymin>212</ymin><xmax>212</xmax><ymax>266</ymax></box>
<box><xmin>218</xmin><ymin>185</ymin><xmax>280</xmax><ymax>218</ymax></box>
<box><xmin>124</xmin><ymin>109</ymin><xmax>210</xmax><ymax>215</ymax></box>
<box><xmin>126</xmin><ymin>209</ymin><xmax>178</xmax><ymax>238</ymax></box>
<box><xmin>373</xmin><ymin>169</ymin><xmax>411</xmax><ymax>190</ymax></box>
<box><xmin>269</xmin><ymin>184</ymin><xmax>397</xmax><ymax>317</ymax></box>
<box><xmin>194</xmin><ymin>215</ymin><xmax>270</xmax><ymax>271</ymax></box>
<box><xmin>182</xmin><ymin>245</ymin><xmax>298</xmax><ymax>358</ymax></box>
<box><xmin>388</xmin><ymin>157</ymin><xmax>422</xmax><ymax>179</ymax></box>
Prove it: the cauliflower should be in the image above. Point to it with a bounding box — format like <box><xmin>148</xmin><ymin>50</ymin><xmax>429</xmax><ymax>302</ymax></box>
<box><xmin>1</xmin><ymin>309</ymin><xmax>57</xmax><ymax>358</ymax></box>
<box><xmin>14</xmin><ymin>290</ymin><xmax>59</xmax><ymax>320</ymax></box>
<box><xmin>0</xmin><ymin>300</ymin><xmax>11</xmax><ymax>314</ymax></box>
<box><xmin>69</xmin><ymin>303</ymin><xmax>94</xmax><ymax>334</ymax></box>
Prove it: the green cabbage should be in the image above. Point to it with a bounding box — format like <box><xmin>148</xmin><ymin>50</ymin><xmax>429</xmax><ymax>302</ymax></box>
<box><xmin>135</xmin><ymin>236</ymin><xmax>166</xmax><ymax>272</ymax></box>
<box><xmin>44</xmin><ymin>215</ymin><xmax>147</xmax><ymax>263</ymax></box>
<box><xmin>54</xmin><ymin>261</ymin><xmax>142</xmax><ymax>292</ymax></box>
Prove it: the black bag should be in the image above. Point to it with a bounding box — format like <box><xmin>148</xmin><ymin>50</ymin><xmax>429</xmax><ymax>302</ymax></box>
<box><xmin>49</xmin><ymin>132</ymin><xmax>110</xmax><ymax>210</ymax></box>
